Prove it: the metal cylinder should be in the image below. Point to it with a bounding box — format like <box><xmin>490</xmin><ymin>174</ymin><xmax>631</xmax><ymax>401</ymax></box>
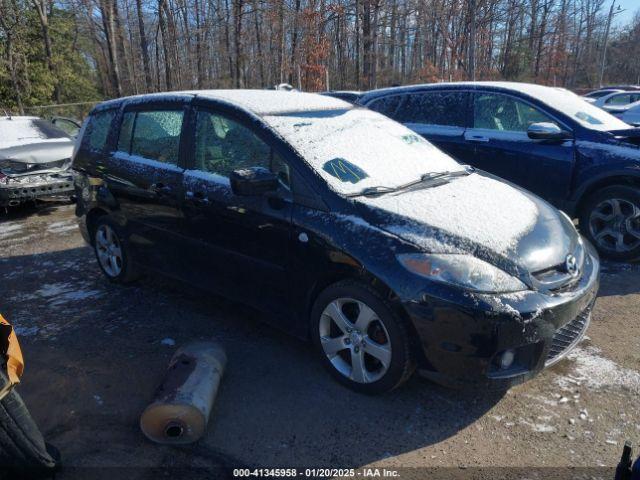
<box><xmin>140</xmin><ymin>341</ymin><xmax>227</xmax><ymax>444</ymax></box>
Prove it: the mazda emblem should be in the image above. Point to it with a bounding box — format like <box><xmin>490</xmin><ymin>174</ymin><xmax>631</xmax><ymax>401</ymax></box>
<box><xmin>565</xmin><ymin>254</ymin><xmax>578</xmax><ymax>276</ymax></box>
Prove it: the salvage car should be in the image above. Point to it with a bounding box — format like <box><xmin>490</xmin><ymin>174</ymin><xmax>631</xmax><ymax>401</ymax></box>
<box><xmin>360</xmin><ymin>82</ymin><xmax>640</xmax><ymax>261</ymax></box>
<box><xmin>73</xmin><ymin>91</ymin><xmax>599</xmax><ymax>393</ymax></box>
<box><xmin>0</xmin><ymin>116</ymin><xmax>75</xmax><ymax>208</ymax></box>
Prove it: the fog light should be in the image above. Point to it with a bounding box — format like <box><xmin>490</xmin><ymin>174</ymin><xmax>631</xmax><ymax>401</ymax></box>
<box><xmin>499</xmin><ymin>349</ymin><xmax>516</xmax><ymax>370</ymax></box>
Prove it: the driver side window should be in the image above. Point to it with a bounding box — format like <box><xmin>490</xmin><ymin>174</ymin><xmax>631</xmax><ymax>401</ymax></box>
<box><xmin>195</xmin><ymin>110</ymin><xmax>271</xmax><ymax>178</ymax></box>
<box><xmin>473</xmin><ymin>93</ymin><xmax>556</xmax><ymax>132</ymax></box>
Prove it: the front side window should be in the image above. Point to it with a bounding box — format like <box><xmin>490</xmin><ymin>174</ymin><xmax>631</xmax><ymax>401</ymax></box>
<box><xmin>194</xmin><ymin>110</ymin><xmax>272</xmax><ymax>179</ymax></box>
<box><xmin>85</xmin><ymin>110</ymin><xmax>115</xmax><ymax>151</ymax></box>
<box><xmin>473</xmin><ymin>93</ymin><xmax>555</xmax><ymax>132</ymax></box>
<box><xmin>130</xmin><ymin>110</ymin><xmax>183</xmax><ymax>165</ymax></box>
<box><xmin>396</xmin><ymin>92</ymin><xmax>467</xmax><ymax>127</ymax></box>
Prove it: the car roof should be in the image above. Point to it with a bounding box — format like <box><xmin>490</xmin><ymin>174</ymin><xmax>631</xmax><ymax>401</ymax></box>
<box><xmin>0</xmin><ymin>116</ymin><xmax>42</xmax><ymax>121</ymax></box>
<box><xmin>93</xmin><ymin>89</ymin><xmax>352</xmax><ymax>116</ymax></box>
<box><xmin>360</xmin><ymin>81</ymin><xmax>573</xmax><ymax>103</ymax></box>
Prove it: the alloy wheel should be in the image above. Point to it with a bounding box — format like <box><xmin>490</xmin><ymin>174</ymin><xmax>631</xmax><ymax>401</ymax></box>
<box><xmin>588</xmin><ymin>198</ymin><xmax>640</xmax><ymax>253</ymax></box>
<box><xmin>95</xmin><ymin>224</ymin><xmax>123</xmax><ymax>277</ymax></box>
<box><xmin>318</xmin><ymin>297</ymin><xmax>392</xmax><ymax>384</ymax></box>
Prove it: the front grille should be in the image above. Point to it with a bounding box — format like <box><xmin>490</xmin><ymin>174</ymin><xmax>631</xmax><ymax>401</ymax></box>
<box><xmin>531</xmin><ymin>242</ymin><xmax>585</xmax><ymax>292</ymax></box>
<box><xmin>545</xmin><ymin>307</ymin><xmax>591</xmax><ymax>366</ymax></box>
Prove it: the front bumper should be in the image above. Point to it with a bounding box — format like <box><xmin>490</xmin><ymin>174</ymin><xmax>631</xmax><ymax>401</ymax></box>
<box><xmin>0</xmin><ymin>172</ymin><xmax>74</xmax><ymax>207</ymax></box>
<box><xmin>404</xmin><ymin>243</ymin><xmax>600</xmax><ymax>390</ymax></box>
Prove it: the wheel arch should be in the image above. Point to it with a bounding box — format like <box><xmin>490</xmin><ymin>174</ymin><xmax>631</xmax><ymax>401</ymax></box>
<box><xmin>85</xmin><ymin>207</ymin><xmax>110</xmax><ymax>245</ymax></box>
<box><xmin>575</xmin><ymin>174</ymin><xmax>640</xmax><ymax>217</ymax></box>
<box><xmin>304</xmin><ymin>265</ymin><xmax>427</xmax><ymax>366</ymax></box>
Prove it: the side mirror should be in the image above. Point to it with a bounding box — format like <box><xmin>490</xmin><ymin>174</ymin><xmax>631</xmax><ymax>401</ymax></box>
<box><xmin>527</xmin><ymin>122</ymin><xmax>572</xmax><ymax>141</ymax></box>
<box><xmin>230</xmin><ymin>167</ymin><xmax>279</xmax><ymax>196</ymax></box>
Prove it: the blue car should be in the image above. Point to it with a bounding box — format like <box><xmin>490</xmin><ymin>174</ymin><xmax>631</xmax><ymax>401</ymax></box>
<box><xmin>360</xmin><ymin>82</ymin><xmax>640</xmax><ymax>261</ymax></box>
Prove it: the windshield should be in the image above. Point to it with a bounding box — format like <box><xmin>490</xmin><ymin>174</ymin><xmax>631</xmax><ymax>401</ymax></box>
<box><xmin>264</xmin><ymin>108</ymin><xmax>462</xmax><ymax>195</ymax></box>
<box><xmin>0</xmin><ymin>118</ymin><xmax>70</xmax><ymax>149</ymax></box>
<box><xmin>536</xmin><ymin>88</ymin><xmax>629</xmax><ymax>131</ymax></box>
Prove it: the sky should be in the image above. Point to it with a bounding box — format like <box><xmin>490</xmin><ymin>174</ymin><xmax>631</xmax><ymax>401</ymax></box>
<box><xmin>612</xmin><ymin>0</ymin><xmax>639</xmax><ymax>28</ymax></box>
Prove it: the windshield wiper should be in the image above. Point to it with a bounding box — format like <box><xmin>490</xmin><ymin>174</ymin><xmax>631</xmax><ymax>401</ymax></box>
<box><xmin>347</xmin><ymin>169</ymin><xmax>471</xmax><ymax>198</ymax></box>
<box><xmin>347</xmin><ymin>185</ymin><xmax>397</xmax><ymax>197</ymax></box>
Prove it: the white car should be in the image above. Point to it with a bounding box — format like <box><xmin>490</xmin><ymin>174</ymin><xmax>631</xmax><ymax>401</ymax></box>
<box><xmin>592</xmin><ymin>91</ymin><xmax>640</xmax><ymax>112</ymax></box>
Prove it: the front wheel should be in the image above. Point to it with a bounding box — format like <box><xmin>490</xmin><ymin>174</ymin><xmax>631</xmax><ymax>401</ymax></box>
<box><xmin>580</xmin><ymin>185</ymin><xmax>640</xmax><ymax>262</ymax></box>
<box><xmin>310</xmin><ymin>280</ymin><xmax>415</xmax><ymax>394</ymax></box>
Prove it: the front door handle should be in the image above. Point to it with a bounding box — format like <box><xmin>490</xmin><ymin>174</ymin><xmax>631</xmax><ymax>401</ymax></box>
<box><xmin>185</xmin><ymin>190</ymin><xmax>210</xmax><ymax>206</ymax></box>
<box><xmin>466</xmin><ymin>135</ymin><xmax>490</xmax><ymax>143</ymax></box>
<box><xmin>150</xmin><ymin>182</ymin><xmax>173</xmax><ymax>195</ymax></box>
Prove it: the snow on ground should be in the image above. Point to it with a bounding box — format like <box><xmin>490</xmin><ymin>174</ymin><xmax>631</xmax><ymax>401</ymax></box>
<box><xmin>46</xmin><ymin>219</ymin><xmax>79</xmax><ymax>234</ymax></box>
<box><xmin>0</xmin><ymin>221</ymin><xmax>24</xmax><ymax>239</ymax></box>
<box><xmin>555</xmin><ymin>345</ymin><xmax>640</xmax><ymax>394</ymax></box>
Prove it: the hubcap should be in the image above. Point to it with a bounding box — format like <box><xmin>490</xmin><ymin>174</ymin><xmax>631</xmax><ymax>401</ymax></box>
<box><xmin>95</xmin><ymin>224</ymin><xmax>123</xmax><ymax>277</ymax></box>
<box><xmin>319</xmin><ymin>297</ymin><xmax>392</xmax><ymax>384</ymax></box>
<box><xmin>589</xmin><ymin>198</ymin><xmax>640</xmax><ymax>253</ymax></box>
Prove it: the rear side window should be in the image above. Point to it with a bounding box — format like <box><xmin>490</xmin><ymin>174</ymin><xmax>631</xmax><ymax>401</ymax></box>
<box><xmin>129</xmin><ymin>110</ymin><xmax>184</xmax><ymax>165</ymax></box>
<box><xmin>395</xmin><ymin>92</ymin><xmax>467</xmax><ymax>127</ymax></box>
<box><xmin>84</xmin><ymin>110</ymin><xmax>115</xmax><ymax>151</ymax></box>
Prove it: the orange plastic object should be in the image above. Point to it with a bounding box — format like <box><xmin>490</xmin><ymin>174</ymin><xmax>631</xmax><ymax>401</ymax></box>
<box><xmin>0</xmin><ymin>314</ymin><xmax>24</xmax><ymax>388</ymax></box>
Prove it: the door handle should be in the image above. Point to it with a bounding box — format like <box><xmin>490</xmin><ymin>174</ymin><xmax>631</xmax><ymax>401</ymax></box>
<box><xmin>185</xmin><ymin>190</ymin><xmax>210</xmax><ymax>206</ymax></box>
<box><xmin>466</xmin><ymin>135</ymin><xmax>490</xmax><ymax>143</ymax></box>
<box><xmin>150</xmin><ymin>182</ymin><xmax>173</xmax><ymax>195</ymax></box>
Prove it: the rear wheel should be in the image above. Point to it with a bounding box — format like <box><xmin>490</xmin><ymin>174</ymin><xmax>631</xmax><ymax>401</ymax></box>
<box><xmin>580</xmin><ymin>185</ymin><xmax>640</xmax><ymax>261</ymax></box>
<box><xmin>93</xmin><ymin>217</ymin><xmax>139</xmax><ymax>283</ymax></box>
<box><xmin>311</xmin><ymin>280</ymin><xmax>415</xmax><ymax>394</ymax></box>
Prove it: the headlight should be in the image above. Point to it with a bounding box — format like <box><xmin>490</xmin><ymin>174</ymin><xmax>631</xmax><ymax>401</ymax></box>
<box><xmin>397</xmin><ymin>253</ymin><xmax>527</xmax><ymax>293</ymax></box>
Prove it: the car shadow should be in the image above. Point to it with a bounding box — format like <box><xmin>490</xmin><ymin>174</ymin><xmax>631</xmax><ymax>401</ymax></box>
<box><xmin>1</xmin><ymin>246</ymin><xmax>505</xmax><ymax>472</ymax></box>
<box><xmin>597</xmin><ymin>260</ymin><xmax>640</xmax><ymax>296</ymax></box>
<box><xmin>1</xmin><ymin>199</ymin><xmax>71</xmax><ymax>220</ymax></box>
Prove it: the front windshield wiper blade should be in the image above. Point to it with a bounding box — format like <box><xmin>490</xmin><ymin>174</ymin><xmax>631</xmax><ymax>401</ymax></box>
<box><xmin>347</xmin><ymin>169</ymin><xmax>471</xmax><ymax>198</ymax></box>
<box><xmin>346</xmin><ymin>185</ymin><xmax>398</xmax><ymax>197</ymax></box>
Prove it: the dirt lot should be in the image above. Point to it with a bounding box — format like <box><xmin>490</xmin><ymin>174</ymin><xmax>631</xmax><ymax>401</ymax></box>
<box><xmin>1</xmin><ymin>202</ymin><xmax>639</xmax><ymax>479</ymax></box>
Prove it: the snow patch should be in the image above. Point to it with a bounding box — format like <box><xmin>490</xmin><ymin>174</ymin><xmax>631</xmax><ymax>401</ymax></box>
<box><xmin>0</xmin><ymin>222</ymin><xmax>23</xmax><ymax>238</ymax></box>
<box><xmin>362</xmin><ymin>173</ymin><xmax>539</xmax><ymax>256</ymax></box>
<box><xmin>555</xmin><ymin>346</ymin><xmax>640</xmax><ymax>394</ymax></box>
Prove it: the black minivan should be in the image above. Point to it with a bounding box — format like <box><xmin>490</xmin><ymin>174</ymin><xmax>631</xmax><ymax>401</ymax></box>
<box><xmin>73</xmin><ymin>90</ymin><xmax>599</xmax><ymax>393</ymax></box>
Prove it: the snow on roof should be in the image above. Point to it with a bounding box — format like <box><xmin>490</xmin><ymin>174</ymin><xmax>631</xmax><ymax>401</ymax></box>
<box><xmin>98</xmin><ymin>89</ymin><xmax>352</xmax><ymax>116</ymax></box>
<box><xmin>362</xmin><ymin>81</ymin><xmax>629</xmax><ymax>131</ymax></box>
<box><xmin>191</xmin><ymin>89</ymin><xmax>353</xmax><ymax>114</ymax></box>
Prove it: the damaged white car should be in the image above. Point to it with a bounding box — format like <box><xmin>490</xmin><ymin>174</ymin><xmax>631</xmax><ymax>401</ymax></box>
<box><xmin>0</xmin><ymin>116</ymin><xmax>75</xmax><ymax>208</ymax></box>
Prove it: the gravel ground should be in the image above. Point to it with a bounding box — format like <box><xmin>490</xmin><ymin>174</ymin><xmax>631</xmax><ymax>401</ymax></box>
<box><xmin>1</xmin><ymin>202</ymin><xmax>639</xmax><ymax>479</ymax></box>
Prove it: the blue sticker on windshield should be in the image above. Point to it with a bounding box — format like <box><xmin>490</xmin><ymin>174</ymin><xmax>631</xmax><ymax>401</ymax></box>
<box><xmin>322</xmin><ymin>158</ymin><xmax>369</xmax><ymax>184</ymax></box>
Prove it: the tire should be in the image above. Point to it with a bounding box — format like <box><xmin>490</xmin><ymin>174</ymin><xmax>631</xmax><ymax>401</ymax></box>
<box><xmin>0</xmin><ymin>372</ymin><xmax>60</xmax><ymax>478</ymax></box>
<box><xmin>310</xmin><ymin>280</ymin><xmax>415</xmax><ymax>394</ymax></box>
<box><xmin>92</xmin><ymin>216</ymin><xmax>139</xmax><ymax>283</ymax></box>
<box><xmin>579</xmin><ymin>185</ymin><xmax>640</xmax><ymax>262</ymax></box>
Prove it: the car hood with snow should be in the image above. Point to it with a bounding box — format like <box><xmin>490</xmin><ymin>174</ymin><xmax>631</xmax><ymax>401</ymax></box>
<box><xmin>264</xmin><ymin>105</ymin><xmax>580</xmax><ymax>275</ymax></box>
<box><xmin>353</xmin><ymin>172</ymin><xmax>579</xmax><ymax>274</ymax></box>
